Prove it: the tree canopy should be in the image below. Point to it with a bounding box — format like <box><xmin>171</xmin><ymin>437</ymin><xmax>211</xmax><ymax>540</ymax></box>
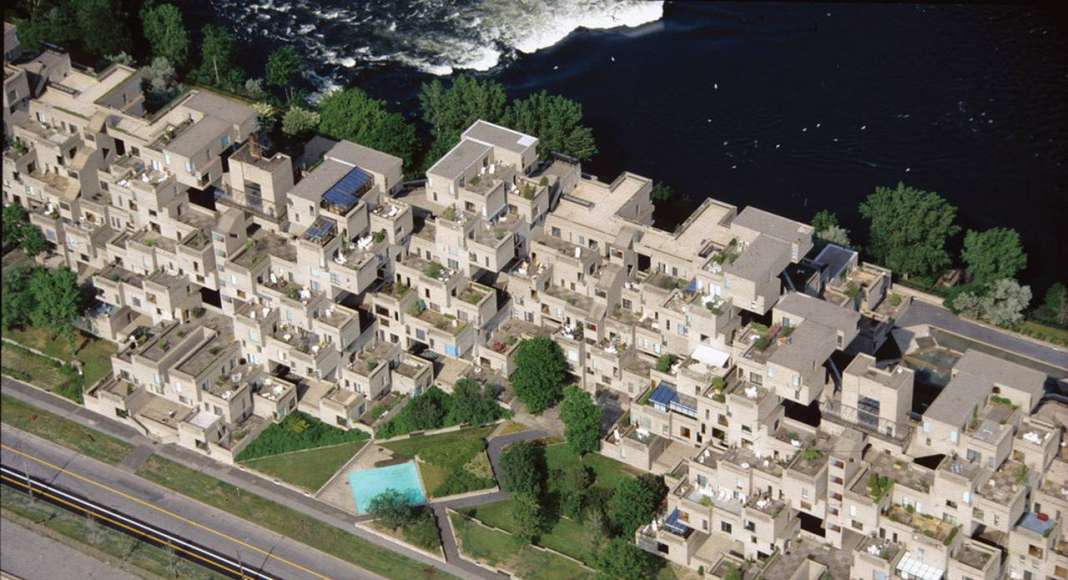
<box><xmin>3</xmin><ymin>204</ymin><xmax>48</xmax><ymax>256</ymax></box>
<box><xmin>595</xmin><ymin>538</ymin><xmax>661</xmax><ymax>580</ymax></box>
<box><xmin>961</xmin><ymin>227</ymin><xmax>1027</xmax><ymax>286</ymax></box>
<box><xmin>141</xmin><ymin>3</ymin><xmax>189</xmax><ymax>68</ymax></box>
<box><xmin>560</xmin><ymin>386</ymin><xmax>603</xmax><ymax>456</ymax></box>
<box><xmin>318</xmin><ymin>87</ymin><xmax>419</xmax><ymax>170</ymax></box>
<box><xmin>15</xmin><ymin>0</ymin><xmax>132</xmax><ymax>58</ymax></box>
<box><xmin>501</xmin><ymin>91</ymin><xmax>598</xmax><ymax>161</ymax></box>
<box><xmin>511</xmin><ymin>491</ymin><xmax>545</xmax><ymax>544</ymax></box>
<box><xmin>266</xmin><ymin>46</ymin><xmax>301</xmax><ymax>100</ymax></box>
<box><xmin>511</xmin><ymin>337</ymin><xmax>568</xmax><ymax>414</ymax></box>
<box><xmin>811</xmin><ymin>209</ymin><xmax>850</xmax><ymax>247</ymax></box>
<box><xmin>419</xmin><ymin>75</ymin><xmax>508</xmax><ymax>163</ymax></box>
<box><xmin>952</xmin><ymin>278</ymin><xmax>1032</xmax><ymax>328</ymax></box>
<box><xmin>858</xmin><ymin>183</ymin><xmax>960</xmax><ymax>279</ymax></box>
<box><xmin>367</xmin><ymin>489</ymin><xmax>418</xmax><ymax>529</ymax></box>
<box><xmin>3</xmin><ymin>266</ymin><xmax>83</xmax><ymax>338</ymax></box>
<box><xmin>448</xmin><ymin>378</ymin><xmax>504</xmax><ymax>426</ymax></box>
<box><xmin>558</xmin><ymin>463</ymin><xmax>593</xmax><ymax>520</ymax></box>
<box><xmin>1037</xmin><ymin>283</ymin><xmax>1068</xmax><ymax>327</ymax></box>
<box><xmin>192</xmin><ymin>24</ymin><xmax>245</xmax><ymax>93</ymax></box>
<box><xmin>498</xmin><ymin>440</ymin><xmax>544</xmax><ymax>496</ymax></box>
<box><xmin>650</xmin><ymin>183</ymin><xmax>674</xmax><ymax>203</ymax></box>
<box><xmin>610</xmin><ymin>474</ymin><xmax>666</xmax><ymax>537</ymax></box>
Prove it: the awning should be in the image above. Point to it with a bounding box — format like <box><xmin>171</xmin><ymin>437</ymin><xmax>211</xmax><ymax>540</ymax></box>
<box><xmin>692</xmin><ymin>343</ymin><xmax>730</xmax><ymax>368</ymax></box>
<box><xmin>895</xmin><ymin>551</ymin><xmax>944</xmax><ymax>580</ymax></box>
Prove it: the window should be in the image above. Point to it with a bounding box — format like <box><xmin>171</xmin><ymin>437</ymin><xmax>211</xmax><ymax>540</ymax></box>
<box><xmin>720</xmin><ymin>521</ymin><xmax>732</xmax><ymax>533</ymax></box>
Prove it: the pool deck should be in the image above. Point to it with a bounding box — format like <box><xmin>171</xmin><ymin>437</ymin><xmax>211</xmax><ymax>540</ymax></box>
<box><xmin>316</xmin><ymin>444</ymin><xmax>427</xmax><ymax>515</ymax></box>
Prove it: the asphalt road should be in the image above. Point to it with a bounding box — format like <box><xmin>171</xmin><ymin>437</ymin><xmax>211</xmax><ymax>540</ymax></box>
<box><xmin>1</xmin><ymin>427</ymin><xmax>381</xmax><ymax>580</ymax></box>
<box><xmin>0</xmin><ymin>517</ymin><xmax>141</xmax><ymax>580</ymax></box>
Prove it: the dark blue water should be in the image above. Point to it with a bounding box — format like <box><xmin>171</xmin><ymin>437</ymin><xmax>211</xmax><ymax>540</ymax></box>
<box><xmin>185</xmin><ymin>2</ymin><xmax>1068</xmax><ymax>294</ymax></box>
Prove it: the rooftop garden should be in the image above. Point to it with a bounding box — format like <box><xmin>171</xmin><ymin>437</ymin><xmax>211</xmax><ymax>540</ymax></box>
<box><xmin>423</xmin><ymin>261</ymin><xmax>445</xmax><ymax>280</ymax></box>
<box><xmin>868</xmin><ymin>473</ymin><xmax>894</xmax><ymax>502</ymax></box>
<box><xmin>710</xmin><ymin>239</ymin><xmax>741</xmax><ymax>266</ymax></box>
<box><xmin>886</xmin><ymin>504</ymin><xmax>959</xmax><ymax>545</ymax></box>
<box><xmin>460</xmin><ymin>285</ymin><xmax>488</xmax><ymax>305</ymax></box>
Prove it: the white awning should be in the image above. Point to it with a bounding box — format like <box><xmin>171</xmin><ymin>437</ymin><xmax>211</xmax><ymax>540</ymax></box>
<box><xmin>692</xmin><ymin>343</ymin><xmax>730</xmax><ymax>368</ymax></box>
<box><xmin>896</xmin><ymin>551</ymin><xmax>944</xmax><ymax>580</ymax></box>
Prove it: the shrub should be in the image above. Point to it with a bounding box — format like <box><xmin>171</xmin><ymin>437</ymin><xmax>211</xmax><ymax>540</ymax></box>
<box><xmin>655</xmin><ymin>354</ymin><xmax>676</xmax><ymax>373</ymax></box>
<box><xmin>236</xmin><ymin>412</ymin><xmax>367</xmax><ymax>461</ymax></box>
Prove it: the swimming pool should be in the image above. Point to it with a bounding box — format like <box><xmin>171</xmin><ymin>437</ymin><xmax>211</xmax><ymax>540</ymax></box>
<box><xmin>348</xmin><ymin>461</ymin><xmax>426</xmax><ymax>514</ymax></box>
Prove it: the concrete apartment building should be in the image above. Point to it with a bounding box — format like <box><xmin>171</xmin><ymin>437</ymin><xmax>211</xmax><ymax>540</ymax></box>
<box><xmin>5</xmin><ymin>37</ymin><xmax>1068</xmax><ymax>580</ymax></box>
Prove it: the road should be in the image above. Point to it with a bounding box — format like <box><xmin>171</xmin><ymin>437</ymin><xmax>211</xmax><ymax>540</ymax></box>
<box><xmin>0</xmin><ymin>517</ymin><xmax>141</xmax><ymax>580</ymax></box>
<box><xmin>1</xmin><ymin>427</ymin><xmax>380</xmax><ymax>580</ymax></box>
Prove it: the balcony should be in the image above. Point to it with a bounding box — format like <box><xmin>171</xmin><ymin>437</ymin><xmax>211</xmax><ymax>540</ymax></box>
<box><xmin>884</xmin><ymin>504</ymin><xmax>959</xmax><ymax>545</ymax></box>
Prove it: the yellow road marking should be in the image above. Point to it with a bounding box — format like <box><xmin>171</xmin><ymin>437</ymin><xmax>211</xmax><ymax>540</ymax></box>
<box><xmin>1</xmin><ymin>443</ymin><xmax>330</xmax><ymax>580</ymax></box>
<box><xmin>2</xmin><ymin>474</ymin><xmax>250</xmax><ymax>578</ymax></box>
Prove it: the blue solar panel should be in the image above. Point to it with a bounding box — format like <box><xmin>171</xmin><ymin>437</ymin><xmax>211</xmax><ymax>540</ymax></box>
<box><xmin>649</xmin><ymin>383</ymin><xmax>679</xmax><ymax>408</ymax></box>
<box><xmin>323</xmin><ymin>166</ymin><xmax>371</xmax><ymax>211</ymax></box>
<box><xmin>664</xmin><ymin>508</ymin><xmax>691</xmax><ymax>535</ymax></box>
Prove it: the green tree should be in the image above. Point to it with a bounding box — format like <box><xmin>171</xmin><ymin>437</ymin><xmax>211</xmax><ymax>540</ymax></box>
<box><xmin>560</xmin><ymin>386</ymin><xmax>602</xmax><ymax>456</ymax></box>
<box><xmin>141</xmin><ymin>2</ymin><xmax>189</xmax><ymax>68</ymax></box>
<box><xmin>595</xmin><ymin>538</ymin><xmax>660</xmax><ymax>580</ymax></box>
<box><xmin>650</xmin><ymin>183</ymin><xmax>673</xmax><ymax>203</ymax></box>
<box><xmin>20</xmin><ymin>225</ymin><xmax>47</xmax><ymax>257</ymax></box>
<box><xmin>318</xmin><ymin>88</ymin><xmax>419</xmax><ymax>170</ymax></box>
<box><xmin>982</xmin><ymin>278</ymin><xmax>1031</xmax><ymax>327</ymax></box>
<box><xmin>72</xmin><ymin>0</ymin><xmax>131</xmax><ymax>57</ymax></box>
<box><xmin>3</xmin><ymin>204</ymin><xmax>29</xmax><ymax>248</ymax></box>
<box><xmin>265</xmin><ymin>46</ymin><xmax>300</xmax><ymax>101</ymax></box>
<box><xmin>502</xmin><ymin>91</ymin><xmax>598</xmax><ymax>161</ymax></box>
<box><xmin>961</xmin><ymin>227</ymin><xmax>1027</xmax><ymax>286</ymax></box>
<box><xmin>611</xmin><ymin>474</ymin><xmax>666</xmax><ymax>537</ymax></box>
<box><xmin>498</xmin><ymin>441</ymin><xmax>543</xmax><ymax>496</ymax></box>
<box><xmin>819</xmin><ymin>224</ymin><xmax>851</xmax><ymax>247</ymax></box>
<box><xmin>2</xmin><ymin>266</ymin><xmax>35</xmax><ymax>331</ymax></box>
<box><xmin>858</xmin><ymin>183</ymin><xmax>960</xmax><ymax>279</ymax></box>
<box><xmin>419</xmin><ymin>75</ymin><xmax>508</xmax><ymax>163</ymax></box>
<box><xmin>511</xmin><ymin>491</ymin><xmax>544</xmax><ymax>544</ymax></box>
<box><xmin>510</xmin><ymin>337</ymin><xmax>567</xmax><ymax>413</ymax></box>
<box><xmin>367</xmin><ymin>489</ymin><xmax>417</xmax><ymax>528</ymax></box>
<box><xmin>194</xmin><ymin>24</ymin><xmax>245</xmax><ymax>92</ymax></box>
<box><xmin>448</xmin><ymin>378</ymin><xmax>504</xmax><ymax>426</ymax></box>
<box><xmin>811</xmin><ymin>209</ymin><xmax>839</xmax><ymax>233</ymax></box>
<box><xmin>28</xmin><ymin>267</ymin><xmax>81</xmax><ymax>339</ymax></box>
<box><xmin>559</xmin><ymin>463</ymin><xmax>592</xmax><ymax>520</ymax></box>
<box><xmin>1040</xmin><ymin>283</ymin><xmax>1068</xmax><ymax>326</ymax></box>
<box><xmin>14</xmin><ymin>2</ymin><xmax>78</xmax><ymax>54</ymax></box>
<box><xmin>281</xmin><ymin>106</ymin><xmax>320</xmax><ymax>137</ymax></box>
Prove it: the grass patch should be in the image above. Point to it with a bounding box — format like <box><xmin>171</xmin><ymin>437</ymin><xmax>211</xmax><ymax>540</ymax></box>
<box><xmin>2</xmin><ymin>488</ymin><xmax>227</xmax><ymax>579</ymax></box>
<box><xmin>1</xmin><ymin>343</ymin><xmax>79</xmax><ymax>399</ymax></box>
<box><xmin>1017</xmin><ymin>320</ymin><xmax>1068</xmax><ymax>347</ymax></box>
<box><xmin>240</xmin><ymin>441</ymin><xmax>366</xmax><ymax>491</ymax></box>
<box><xmin>236</xmin><ymin>411</ymin><xmax>369</xmax><ymax>462</ymax></box>
<box><xmin>0</xmin><ymin>394</ymin><xmax>132</xmax><ymax>464</ymax></box>
<box><xmin>449</xmin><ymin>512</ymin><xmax>590</xmax><ymax>580</ymax></box>
<box><xmin>5</xmin><ymin>326</ymin><xmax>116</xmax><ymax>387</ymax></box>
<box><xmin>495</xmin><ymin>421</ymin><xmax>528</xmax><ymax>436</ymax></box>
<box><xmin>544</xmin><ymin>443</ymin><xmax>639</xmax><ymax>491</ymax></box>
<box><xmin>462</xmin><ymin>500</ymin><xmax>598</xmax><ymax>565</ymax></box>
<box><xmin>136</xmin><ymin>455</ymin><xmax>450</xmax><ymax>579</ymax></box>
<box><xmin>383</xmin><ymin>427</ymin><xmax>496</xmax><ymax>498</ymax></box>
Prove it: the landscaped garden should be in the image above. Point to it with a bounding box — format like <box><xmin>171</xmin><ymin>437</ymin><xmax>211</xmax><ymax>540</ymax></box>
<box><xmin>1</xmin><ymin>327</ymin><xmax>117</xmax><ymax>403</ymax></box>
<box><xmin>236</xmin><ymin>411</ymin><xmax>369</xmax><ymax>491</ymax></box>
<box><xmin>449</xmin><ymin>512</ymin><xmax>592</xmax><ymax>580</ymax></box>
<box><xmin>381</xmin><ymin>425</ymin><xmax>497</xmax><ymax>498</ymax></box>
<box><xmin>376</xmin><ymin>380</ymin><xmax>506</xmax><ymax>439</ymax></box>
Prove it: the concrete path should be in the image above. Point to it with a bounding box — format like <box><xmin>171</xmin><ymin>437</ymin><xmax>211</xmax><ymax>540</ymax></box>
<box><xmin>0</xmin><ymin>517</ymin><xmax>141</xmax><ymax>580</ymax></box>
<box><xmin>2</xmin><ymin>377</ymin><xmax>494</xmax><ymax>579</ymax></box>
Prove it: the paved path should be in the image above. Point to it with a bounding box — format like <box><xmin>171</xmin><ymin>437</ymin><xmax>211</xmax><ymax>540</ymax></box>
<box><xmin>0</xmin><ymin>517</ymin><xmax>141</xmax><ymax>580</ymax></box>
<box><xmin>2</xmin><ymin>378</ymin><xmax>493</xmax><ymax>579</ymax></box>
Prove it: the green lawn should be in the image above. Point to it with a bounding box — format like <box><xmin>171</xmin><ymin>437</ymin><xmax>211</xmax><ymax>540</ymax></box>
<box><xmin>1017</xmin><ymin>320</ymin><xmax>1068</xmax><ymax>347</ymax></box>
<box><xmin>449</xmin><ymin>512</ymin><xmax>592</xmax><ymax>580</ymax></box>
<box><xmin>2</xmin><ymin>343</ymin><xmax>78</xmax><ymax>397</ymax></box>
<box><xmin>240</xmin><ymin>441</ymin><xmax>366</xmax><ymax>491</ymax></box>
<box><xmin>137</xmin><ymin>455</ymin><xmax>451</xmax><ymax>579</ymax></box>
<box><xmin>383</xmin><ymin>426</ymin><xmax>497</xmax><ymax>498</ymax></box>
<box><xmin>5</xmin><ymin>326</ymin><xmax>116</xmax><ymax>386</ymax></box>
<box><xmin>236</xmin><ymin>411</ymin><xmax>370</xmax><ymax>462</ymax></box>
<box><xmin>0</xmin><ymin>394</ymin><xmax>132</xmax><ymax>464</ymax></box>
<box><xmin>2</xmin><ymin>488</ymin><xmax>227</xmax><ymax>579</ymax></box>
<box><xmin>461</xmin><ymin>500</ymin><xmax>599</xmax><ymax>565</ymax></box>
<box><xmin>544</xmin><ymin>443</ymin><xmax>640</xmax><ymax>491</ymax></box>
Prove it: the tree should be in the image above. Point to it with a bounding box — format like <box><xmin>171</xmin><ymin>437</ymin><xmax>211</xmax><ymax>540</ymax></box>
<box><xmin>611</xmin><ymin>474</ymin><xmax>666</xmax><ymax>537</ymax></box>
<box><xmin>419</xmin><ymin>75</ymin><xmax>508</xmax><ymax>163</ymax></box>
<box><xmin>560</xmin><ymin>386</ymin><xmax>602</xmax><ymax>456</ymax></box>
<box><xmin>511</xmin><ymin>491</ymin><xmax>544</xmax><ymax>544</ymax></box>
<box><xmin>20</xmin><ymin>225</ymin><xmax>47</xmax><ymax>257</ymax></box>
<box><xmin>811</xmin><ymin>210</ymin><xmax>839</xmax><ymax>233</ymax></box>
<box><xmin>810</xmin><ymin>210</ymin><xmax>850</xmax><ymax>246</ymax></box>
<box><xmin>15</xmin><ymin>2</ymin><xmax>78</xmax><ymax>54</ymax></box>
<box><xmin>73</xmin><ymin>0</ymin><xmax>131</xmax><ymax>57</ymax></box>
<box><xmin>595</xmin><ymin>538</ymin><xmax>660</xmax><ymax>580</ymax></box>
<box><xmin>1040</xmin><ymin>283</ymin><xmax>1068</xmax><ymax>326</ymax></box>
<box><xmin>194</xmin><ymin>24</ymin><xmax>244</xmax><ymax>92</ymax></box>
<box><xmin>498</xmin><ymin>441</ymin><xmax>543</xmax><ymax>496</ymax></box>
<box><xmin>510</xmin><ymin>337</ymin><xmax>567</xmax><ymax>413</ymax></box>
<box><xmin>961</xmin><ymin>227</ymin><xmax>1027</xmax><ymax>286</ymax></box>
<box><xmin>405</xmin><ymin>386</ymin><xmax>450</xmax><ymax>430</ymax></box>
<box><xmin>318</xmin><ymin>88</ymin><xmax>419</xmax><ymax>170</ymax></box>
<box><xmin>2</xmin><ymin>266</ymin><xmax>35</xmax><ymax>331</ymax></box>
<box><xmin>3</xmin><ymin>204</ymin><xmax>29</xmax><ymax>248</ymax></box>
<box><xmin>265</xmin><ymin>46</ymin><xmax>300</xmax><ymax>101</ymax></box>
<box><xmin>502</xmin><ymin>91</ymin><xmax>598</xmax><ymax>161</ymax></box>
<box><xmin>367</xmin><ymin>489</ymin><xmax>417</xmax><ymax>528</ymax></box>
<box><xmin>559</xmin><ymin>463</ymin><xmax>592</xmax><ymax>520</ymax></box>
<box><xmin>141</xmin><ymin>2</ymin><xmax>189</xmax><ymax>68</ymax></box>
<box><xmin>449</xmin><ymin>378</ymin><xmax>504</xmax><ymax>426</ymax></box>
<box><xmin>27</xmin><ymin>267</ymin><xmax>81</xmax><ymax>339</ymax></box>
<box><xmin>281</xmin><ymin>106</ymin><xmax>320</xmax><ymax>137</ymax></box>
<box><xmin>858</xmin><ymin>183</ymin><xmax>960</xmax><ymax>279</ymax></box>
<box><xmin>650</xmin><ymin>183</ymin><xmax>673</xmax><ymax>203</ymax></box>
<box><xmin>655</xmin><ymin>353</ymin><xmax>676</xmax><ymax>373</ymax></box>
<box><xmin>982</xmin><ymin>278</ymin><xmax>1031</xmax><ymax>327</ymax></box>
<box><xmin>951</xmin><ymin>290</ymin><xmax>984</xmax><ymax>320</ymax></box>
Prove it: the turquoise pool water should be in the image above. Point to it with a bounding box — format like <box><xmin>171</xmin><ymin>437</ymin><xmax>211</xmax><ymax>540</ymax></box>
<box><xmin>348</xmin><ymin>461</ymin><xmax>426</xmax><ymax>514</ymax></box>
